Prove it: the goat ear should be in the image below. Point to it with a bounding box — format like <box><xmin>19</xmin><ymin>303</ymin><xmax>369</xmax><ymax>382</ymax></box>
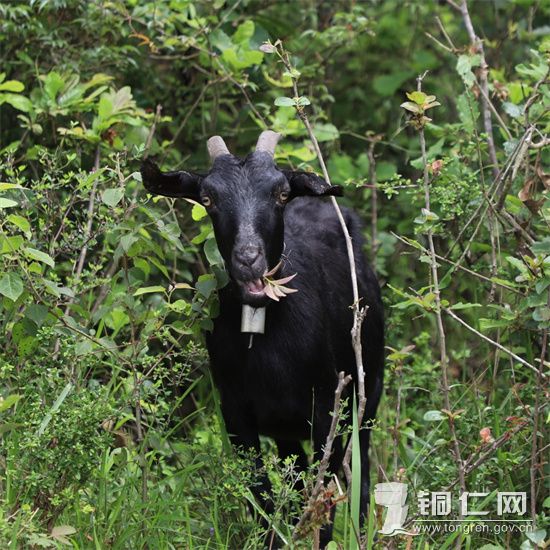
<box><xmin>282</xmin><ymin>170</ymin><xmax>343</xmax><ymax>198</ymax></box>
<box><xmin>141</xmin><ymin>159</ymin><xmax>202</xmax><ymax>201</ymax></box>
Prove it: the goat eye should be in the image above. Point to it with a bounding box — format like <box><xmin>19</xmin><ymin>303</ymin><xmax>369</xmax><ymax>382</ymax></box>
<box><xmin>201</xmin><ymin>196</ymin><xmax>212</xmax><ymax>207</ymax></box>
<box><xmin>278</xmin><ymin>190</ymin><xmax>290</xmax><ymax>203</ymax></box>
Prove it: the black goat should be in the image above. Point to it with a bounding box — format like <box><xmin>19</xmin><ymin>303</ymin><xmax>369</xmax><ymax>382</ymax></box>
<box><xmin>141</xmin><ymin>131</ymin><xmax>384</xmax><ymax>545</ymax></box>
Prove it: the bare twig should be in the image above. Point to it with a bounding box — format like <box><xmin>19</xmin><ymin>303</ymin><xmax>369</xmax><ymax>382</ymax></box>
<box><xmin>143</xmin><ymin>104</ymin><xmax>162</xmax><ymax>158</ymax></box>
<box><xmin>454</xmin><ymin>0</ymin><xmax>499</xmax><ymax>177</ymax></box>
<box><xmin>444</xmin><ymin>308</ymin><xmax>547</xmax><ymax>377</ymax></box>
<box><xmin>276</xmin><ymin>46</ymin><xmax>369</xmax><ymax>489</ymax></box>
<box><xmin>74</xmin><ymin>146</ymin><xmax>101</xmax><ymax>279</ymax></box>
<box><xmin>293</xmin><ymin>372</ymin><xmax>352</xmax><ymax>541</ymax></box>
<box><xmin>392</xmin><ymin>232</ymin><xmax>522</xmax><ymax>294</ymax></box>
<box><xmin>367</xmin><ymin>136</ymin><xmax>381</xmax><ymax>259</ymax></box>
<box><xmin>524</xmin><ymin>68</ymin><xmax>550</xmax><ymax>126</ymax></box>
<box><xmin>450</xmin><ymin>418</ymin><xmax>530</xmax><ymax>488</ymax></box>
<box><xmin>530</xmin><ymin>291</ymin><xmax>549</xmax><ymax>524</ymax></box>
<box><xmin>416</xmin><ymin>73</ymin><xmax>466</xmax><ymax>493</ymax></box>
<box><xmin>53</xmin><ymin>146</ymin><xmax>102</xmax><ymax>357</ymax></box>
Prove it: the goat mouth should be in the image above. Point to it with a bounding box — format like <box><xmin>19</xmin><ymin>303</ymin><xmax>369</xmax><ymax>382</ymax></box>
<box><xmin>235</xmin><ymin>278</ymin><xmax>269</xmax><ymax>305</ymax></box>
<box><xmin>243</xmin><ymin>278</ymin><xmax>266</xmax><ymax>296</ymax></box>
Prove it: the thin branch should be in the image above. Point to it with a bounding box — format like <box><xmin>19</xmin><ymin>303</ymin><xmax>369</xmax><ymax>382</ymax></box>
<box><xmin>143</xmin><ymin>104</ymin><xmax>162</xmax><ymax>158</ymax></box>
<box><xmin>444</xmin><ymin>309</ymin><xmax>546</xmax><ymax>377</ymax></box>
<box><xmin>392</xmin><ymin>233</ymin><xmax>522</xmax><ymax>294</ymax></box>
<box><xmin>74</xmin><ymin>146</ymin><xmax>101</xmax><ymax>279</ymax></box>
<box><xmin>293</xmin><ymin>372</ymin><xmax>352</xmax><ymax>541</ymax></box>
<box><xmin>367</xmin><ymin>137</ymin><xmax>380</xmax><ymax>259</ymax></box>
<box><xmin>277</xmin><ymin>47</ymin><xmax>369</xmax><ymax>489</ymax></box>
<box><xmin>416</xmin><ymin>73</ymin><xmax>466</xmax><ymax>494</ymax></box>
<box><xmin>457</xmin><ymin>0</ymin><xmax>499</xmax><ymax>177</ymax></box>
<box><xmin>457</xmin><ymin>419</ymin><xmax>529</xmax><ymax>484</ymax></box>
<box><xmin>53</xmin><ymin>146</ymin><xmax>101</xmax><ymax>357</ymax></box>
<box><xmin>530</xmin><ymin>290</ymin><xmax>548</xmax><ymax>525</ymax></box>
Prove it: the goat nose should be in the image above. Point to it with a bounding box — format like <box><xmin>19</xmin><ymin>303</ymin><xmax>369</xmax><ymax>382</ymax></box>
<box><xmin>235</xmin><ymin>245</ymin><xmax>261</xmax><ymax>266</ymax></box>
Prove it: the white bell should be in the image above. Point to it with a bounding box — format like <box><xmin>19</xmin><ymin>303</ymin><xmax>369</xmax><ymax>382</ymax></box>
<box><xmin>241</xmin><ymin>305</ymin><xmax>266</xmax><ymax>334</ymax></box>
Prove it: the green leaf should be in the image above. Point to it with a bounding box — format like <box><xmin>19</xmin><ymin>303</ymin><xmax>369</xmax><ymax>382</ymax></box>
<box><xmin>101</xmin><ymin>187</ymin><xmax>125</xmax><ymax>207</ymax></box>
<box><xmin>6</xmin><ymin>214</ymin><xmax>31</xmax><ymax>235</ymax></box>
<box><xmin>222</xmin><ymin>48</ymin><xmax>263</xmax><ymax>70</ymax></box>
<box><xmin>0</xmin><ymin>80</ymin><xmax>24</xmax><ymax>92</ymax></box>
<box><xmin>526</xmin><ymin>529</ymin><xmax>547</xmax><ymax>545</ymax></box>
<box><xmin>0</xmin><ymin>93</ymin><xmax>32</xmax><ymax>112</ymax></box>
<box><xmin>313</xmin><ymin>123</ymin><xmax>339</xmax><ymax>142</ymax></box>
<box><xmin>133</xmin><ymin>285</ymin><xmax>165</xmax><ymax>296</ymax></box>
<box><xmin>0</xmin><ymin>394</ymin><xmax>21</xmax><ymax>413</ymax></box>
<box><xmin>98</xmin><ymin>95</ymin><xmax>113</xmax><ymax>121</ymax></box>
<box><xmin>274</xmin><ymin>96</ymin><xmax>295</xmax><ymax>107</ymax></box>
<box><xmin>1</xmin><ymin>235</ymin><xmax>24</xmax><ymax>253</ymax></box>
<box><xmin>196</xmin><ymin>274</ymin><xmax>217</xmax><ymax>298</ymax></box>
<box><xmin>0</xmin><ymin>198</ymin><xmax>18</xmax><ymax>208</ymax></box>
<box><xmin>406</xmin><ymin>91</ymin><xmax>427</xmax><ymax>104</ymax></box>
<box><xmin>18</xmin><ymin>335</ymin><xmax>37</xmax><ymax>358</ymax></box>
<box><xmin>0</xmin><ymin>183</ymin><xmax>24</xmax><ymax>190</ymax></box>
<box><xmin>0</xmin><ymin>272</ymin><xmax>24</xmax><ymax>301</ymax></box>
<box><xmin>449</xmin><ymin>302</ymin><xmax>482</xmax><ymax>310</ymax></box>
<box><xmin>120</xmin><ymin>234</ymin><xmax>138</xmax><ymax>253</ymax></box>
<box><xmin>192</xmin><ymin>203</ymin><xmax>208</xmax><ymax>221</ymax></box>
<box><xmin>37</xmin><ymin>382</ymin><xmax>73</xmax><ymax>436</ymax></box>
<box><xmin>532</xmin><ymin>238</ymin><xmax>550</xmax><ymax>254</ymax></box>
<box><xmin>457</xmin><ymin>93</ymin><xmax>479</xmax><ymax>134</ymax></box>
<box><xmin>506</xmin><ymin>256</ymin><xmax>527</xmax><ymax>273</ymax></box>
<box><xmin>44</xmin><ymin>71</ymin><xmax>65</xmax><ymax>101</ymax></box>
<box><xmin>204</xmin><ymin>238</ymin><xmax>223</xmax><ymax>266</ymax></box>
<box><xmin>26</xmin><ymin>304</ymin><xmax>49</xmax><ymax>327</ymax></box>
<box><xmin>503</xmin><ymin>101</ymin><xmax>523</xmax><ymax>119</ymax></box>
<box><xmin>23</xmin><ymin>247</ymin><xmax>55</xmax><ymax>268</ymax></box>
<box><xmin>456</xmin><ymin>54</ymin><xmax>481</xmax><ymax>87</ymax></box>
<box><xmin>401</xmin><ymin>101</ymin><xmax>421</xmax><ymax>113</ymax></box>
<box><xmin>423</xmin><ymin>410</ymin><xmax>444</xmax><ymax>421</ymax></box>
<box><xmin>233</xmin><ymin>20</ymin><xmax>255</xmax><ymax>45</ymax></box>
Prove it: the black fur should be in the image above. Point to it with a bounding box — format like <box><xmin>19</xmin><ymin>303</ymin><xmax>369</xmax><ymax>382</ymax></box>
<box><xmin>141</xmin><ymin>149</ymin><xmax>384</xmax><ymax>546</ymax></box>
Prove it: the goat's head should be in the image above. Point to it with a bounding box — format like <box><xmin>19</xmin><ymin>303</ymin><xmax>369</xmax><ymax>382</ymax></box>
<box><xmin>141</xmin><ymin>131</ymin><xmax>342</xmax><ymax>306</ymax></box>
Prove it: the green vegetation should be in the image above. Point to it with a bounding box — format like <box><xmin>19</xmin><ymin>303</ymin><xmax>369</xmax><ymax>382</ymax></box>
<box><xmin>0</xmin><ymin>1</ymin><xmax>548</xmax><ymax>548</ymax></box>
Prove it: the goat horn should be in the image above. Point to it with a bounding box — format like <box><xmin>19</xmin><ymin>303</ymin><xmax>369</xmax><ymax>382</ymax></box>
<box><xmin>255</xmin><ymin>130</ymin><xmax>281</xmax><ymax>156</ymax></box>
<box><xmin>207</xmin><ymin>135</ymin><xmax>230</xmax><ymax>162</ymax></box>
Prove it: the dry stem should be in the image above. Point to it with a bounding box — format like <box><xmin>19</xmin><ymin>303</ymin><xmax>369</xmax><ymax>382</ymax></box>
<box><xmin>293</xmin><ymin>372</ymin><xmax>352</xmax><ymax>541</ymax></box>
<box><xmin>279</xmin><ymin>49</ymin><xmax>368</xmax><ymax>490</ymax></box>
<box><xmin>416</xmin><ymin>73</ymin><xmax>466</xmax><ymax>493</ymax></box>
<box><xmin>367</xmin><ymin>137</ymin><xmax>380</xmax><ymax>259</ymax></box>
<box><xmin>452</xmin><ymin>0</ymin><xmax>499</xmax><ymax>177</ymax></box>
<box><xmin>530</xmin><ymin>291</ymin><xmax>549</xmax><ymax>524</ymax></box>
<box><xmin>444</xmin><ymin>309</ymin><xmax>547</xmax><ymax>377</ymax></box>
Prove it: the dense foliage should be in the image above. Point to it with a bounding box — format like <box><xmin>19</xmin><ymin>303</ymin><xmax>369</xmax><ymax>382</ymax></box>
<box><xmin>0</xmin><ymin>1</ymin><xmax>548</xmax><ymax>548</ymax></box>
